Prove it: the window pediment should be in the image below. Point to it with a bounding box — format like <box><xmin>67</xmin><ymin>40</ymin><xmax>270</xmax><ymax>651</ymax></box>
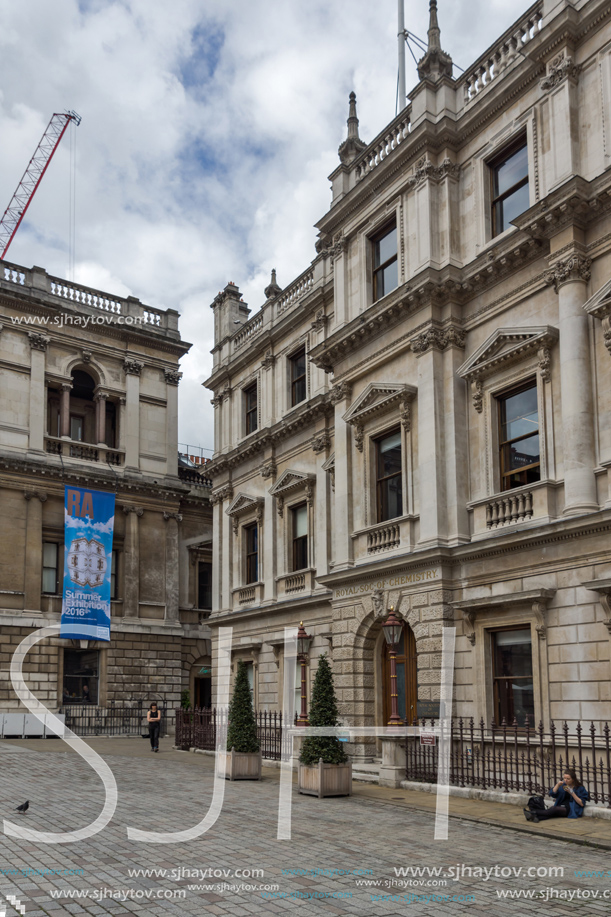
<box><xmin>583</xmin><ymin>278</ymin><xmax>611</xmax><ymax>319</ymax></box>
<box><xmin>269</xmin><ymin>469</ymin><xmax>315</xmax><ymax>498</ymax></box>
<box><xmin>226</xmin><ymin>493</ymin><xmax>263</xmax><ymax>518</ymax></box>
<box><xmin>457</xmin><ymin>326</ymin><xmax>559</xmax><ymax>383</ymax></box>
<box><xmin>342</xmin><ymin>383</ymin><xmax>417</xmax><ymax>427</ymax></box>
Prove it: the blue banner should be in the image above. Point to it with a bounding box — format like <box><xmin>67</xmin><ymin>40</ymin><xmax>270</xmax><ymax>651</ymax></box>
<box><xmin>60</xmin><ymin>486</ymin><xmax>115</xmax><ymax>641</ymax></box>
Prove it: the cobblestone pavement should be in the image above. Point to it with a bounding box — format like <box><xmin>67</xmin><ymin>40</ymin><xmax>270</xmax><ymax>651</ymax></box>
<box><xmin>1</xmin><ymin>740</ymin><xmax>610</xmax><ymax>917</ymax></box>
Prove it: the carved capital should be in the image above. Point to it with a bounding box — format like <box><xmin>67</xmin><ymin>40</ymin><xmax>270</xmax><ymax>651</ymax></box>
<box><xmin>260</xmin><ymin>460</ymin><xmax>277</xmax><ymax>480</ymax></box>
<box><xmin>210</xmin><ymin>483</ymin><xmax>233</xmax><ymax>505</ymax></box>
<box><xmin>540</xmin><ymin>54</ymin><xmax>581</xmax><ymax>91</ymax></box>
<box><xmin>329</xmin><ymin>381</ymin><xmax>352</xmax><ymax>405</ymax></box>
<box><xmin>28</xmin><ymin>332</ymin><xmax>49</xmax><ymax>352</ymax></box>
<box><xmin>311</xmin><ymin>431</ymin><xmax>331</xmax><ymax>454</ymax></box>
<box><xmin>24</xmin><ymin>490</ymin><xmax>47</xmax><ymax>503</ymax></box>
<box><xmin>163</xmin><ymin>512</ymin><xmax>183</xmax><ymax>523</ymax></box>
<box><xmin>122</xmin><ymin>505</ymin><xmax>144</xmax><ymax>516</ymax></box>
<box><xmin>93</xmin><ymin>391</ymin><xmax>109</xmax><ymax>403</ymax></box>
<box><xmin>545</xmin><ymin>255</ymin><xmax>591</xmax><ymax>292</ymax></box>
<box><xmin>411</xmin><ymin>326</ymin><xmax>464</xmax><ymax>354</ymax></box>
<box><xmin>311</xmin><ymin>309</ymin><xmax>328</xmax><ymax>332</ymax></box>
<box><xmin>164</xmin><ymin>368</ymin><xmax>182</xmax><ymax>386</ymax></box>
<box><xmin>261</xmin><ymin>349</ymin><xmax>276</xmax><ymax>370</ymax></box>
<box><xmin>123</xmin><ymin>358</ymin><xmax>144</xmax><ymax>376</ymax></box>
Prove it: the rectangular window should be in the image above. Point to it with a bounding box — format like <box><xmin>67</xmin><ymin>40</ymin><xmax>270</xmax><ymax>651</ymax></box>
<box><xmin>110</xmin><ymin>550</ymin><xmax>119</xmax><ymax>600</ymax></box>
<box><xmin>245</xmin><ymin>523</ymin><xmax>258</xmax><ymax>584</ymax></box>
<box><xmin>42</xmin><ymin>542</ymin><xmax>59</xmax><ymax>594</ymax></box>
<box><xmin>244</xmin><ymin>383</ymin><xmax>258</xmax><ymax>435</ymax></box>
<box><xmin>291</xmin><ymin>503</ymin><xmax>308</xmax><ymax>571</ymax></box>
<box><xmin>372</xmin><ymin>222</ymin><xmax>398</xmax><ymax>302</ymax></box>
<box><xmin>290</xmin><ymin>348</ymin><xmax>307</xmax><ymax>406</ymax></box>
<box><xmin>63</xmin><ymin>649</ymin><xmax>99</xmax><ymax>705</ymax></box>
<box><xmin>70</xmin><ymin>415</ymin><xmax>84</xmax><ymax>442</ymax></box>
<box><xmin>490</xmin><ymin>138</ymin><xmax>529</xmax><ymax>237</ymax></box>
<box><xmin>498</xmin><ymin>381</ymin><xmax>540</xmax><ymax>491</ymax></box>
<box><xmin>492</xmin><ymin>628</ymin><xmax>534</xmax><ymax>726</ymax></box>
<box><xmin>198</xmin><ymin>561</ymin><xmax>212</xmax><ymax>609</ymax></box>
<box><xmin>376</xmin><ymin>429</ymin><xmax>403</xmax><ymax>522</ymax></box>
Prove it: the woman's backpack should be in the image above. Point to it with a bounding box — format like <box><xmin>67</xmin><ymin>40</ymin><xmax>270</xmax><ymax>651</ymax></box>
<box><xmin>527</xmin><ymin>795</ymin><xmax>546</xmax><ymax>812</ymax></box>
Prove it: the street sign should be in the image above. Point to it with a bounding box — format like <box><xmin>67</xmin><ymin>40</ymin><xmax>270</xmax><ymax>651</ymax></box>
<box><xmin>420</xmin><ymin>734</ymin><xmax>436</xmax><ymax>746</ymax></box>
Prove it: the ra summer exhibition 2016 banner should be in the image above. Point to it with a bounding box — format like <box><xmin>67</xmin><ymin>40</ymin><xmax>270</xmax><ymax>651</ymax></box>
<box><xmin>60</xmin><ymin>486</ymin><xmax>115</xmax><ymax>642</ymax></box>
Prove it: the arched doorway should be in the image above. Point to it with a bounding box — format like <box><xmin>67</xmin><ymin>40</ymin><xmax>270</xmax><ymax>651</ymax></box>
<box><xmin>191</xmin><ymin>658</ymin><xmax>212</xmax><ymax>708</ymax></box>
<box><xmin>382</xmin><ymin>623</ymin><xmax>418</xmax><ymax>725</ymax></box>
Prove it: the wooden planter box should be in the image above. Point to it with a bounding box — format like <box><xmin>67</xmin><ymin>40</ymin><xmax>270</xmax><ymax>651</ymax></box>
<box><xmin>298</xmin><ymin>759</ymin><xmax>352</xmax><ymax>798</ymax></box>
<box><xmin>217</xmin><ymin>748</ymin><xmax>262</xmax><ymax>781</ymax></box>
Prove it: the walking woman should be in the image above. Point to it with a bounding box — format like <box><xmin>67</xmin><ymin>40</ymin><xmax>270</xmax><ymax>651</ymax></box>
<box><xmin>147</xmin><ymin>702</ymin><xmax>161</xmax><ymax>752</ymax></box>
<box><xmin>524</xmin><ymin>769</ymin><xmax>589</xmax><ymax>822</ymax></box>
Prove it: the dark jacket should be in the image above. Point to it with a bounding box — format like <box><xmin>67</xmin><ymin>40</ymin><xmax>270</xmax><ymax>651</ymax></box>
<box><xmin>549</xmin><ymin>784</ymin><xmax>589</xmax><ymax>818</ymax></box>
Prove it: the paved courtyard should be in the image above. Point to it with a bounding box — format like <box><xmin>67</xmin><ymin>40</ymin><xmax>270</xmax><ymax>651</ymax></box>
<box><xmin>1</xmin><ymin>739</ymin><xmax>611</xmax><ymax>916</ymax></box>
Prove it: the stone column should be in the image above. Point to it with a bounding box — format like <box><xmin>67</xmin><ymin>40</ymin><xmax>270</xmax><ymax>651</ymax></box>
<box><xmin>60</xmin><ymin>383</ymin><xmax>72</xmax><ymax>438</ymax></box>
<box><xmin>94</xmin><ymin>391</ymin><xmax>108</xmax><ymax>445</ymax></box>
<box><xmin>164</xmin><ymin>513</ymin><xmax>181</xmax><ymax>623</ymax></box>
<box><xmin>23</xmin><ymin>491</ymin><xmax>47</xmax><ymax>612</ymax></box>
<box><xmin>313</xmin><ymin>436</ymin><xmax>331</xmax><ymax>577</ymax></box>
<box><xmin>211</xmin><ymin>494</ymin><xmax>221</xmax><ymax>613</ymax></box>
<box><xmin>261</xmin><ymin>466</ymin><xmax>276</xmax><ymax>602</ymax></box>
<box><xmin>212</xmin><ymin>484</ymin><xmax>233</xmax><ymax>611</ymax></box>
<box><xmin>442</xmin><ymin>330</ymin><xmax>470</xmax><ymax>544</ymax></box>
<box><xmin>331</xmin><ymin>382</ymin><xmax>353</xmax><ymax>569</ymax></box>
<box><xmin>412</xmin><ymin>330</ymin><xmax>446</xmax><ymax>547</ymax></box>
<box><xmin>547</xmin><ymin>254</ymin><xmax>598</xmax><ymax>514</ymax></box>
<box><xmin>122</xmin><ymin>506</ymin><xmax>142</xmax><ymax>618</ymax></box>
<box><xmin>123</xmin><ymin>359</ymin><xmax>143</xmax><ymax>471</ymax></box>
<box><xmin>164</xmin><ymin>368</ymin><xmax>182</xmax><ymax>477</ymax></box>
<box><xmin>27</xmin><ymin>332</ymin><xmax>49</xmax><ymax>452</ymax></box>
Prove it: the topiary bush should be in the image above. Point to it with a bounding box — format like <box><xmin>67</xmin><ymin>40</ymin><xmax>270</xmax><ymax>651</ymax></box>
<box><xmin>299</xmin><ymin>653</ymin><xmax>348</xmax><ymax>766</ymax></box>
<box><xmin>226</xmin><ymin>659</ymin><xmax>260</xmax><ymax>754</ymax></box>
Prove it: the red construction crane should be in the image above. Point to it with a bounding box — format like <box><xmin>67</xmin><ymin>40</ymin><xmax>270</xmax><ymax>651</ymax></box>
<box><xmin>0</xmin><ymin>110</ymin><xmax>82</xmax><ymax>260</ymax></box>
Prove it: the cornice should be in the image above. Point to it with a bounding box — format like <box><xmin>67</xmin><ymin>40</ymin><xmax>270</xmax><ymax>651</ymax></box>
<box><xmin>513</xmin><ymin>172</ymin><xmax>611</xmax><ymax>241</ymax></box>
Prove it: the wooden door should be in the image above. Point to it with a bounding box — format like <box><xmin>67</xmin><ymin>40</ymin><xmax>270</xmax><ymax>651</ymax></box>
<box><xmin>382</xmin><ymin>624</ymin><xmax>418</xmax><ymax>725</ymax></box>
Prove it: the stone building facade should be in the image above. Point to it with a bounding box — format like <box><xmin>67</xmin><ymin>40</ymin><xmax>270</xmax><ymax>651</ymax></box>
<box><xmin>205</xmin><ymin>0</ymin><xmax>611</xmax><ymax>758</ymax></box>
<box><xmin>0</xmin><ymin>261</ymin><xmax>213</xmax><ymax>718</ymax></box>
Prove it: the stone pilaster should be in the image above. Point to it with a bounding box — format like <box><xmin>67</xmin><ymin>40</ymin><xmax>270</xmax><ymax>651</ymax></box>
<box><xmin>23</xmin><ymin>491</ymin><xmax>47</xmax><ymax>612</ymax></box>
<box><xmin>546</xmin><ymin>253</ymin><xmax>598</xmax><ymax>514</ymax></box>
<box><xmin>163</xmin><ymin>512</ymin><xmax>182</xmax><ymax>623</ymax></box>
<box><xmin>27</xmin><ymin>333</ymin><xmax>48</xmax><ymax>452</ymax></box>
<box><xmin>412</xmin><ymin>331</ymin><xmax>446</xmax><ymax>546</ymax></box>
<box><xmin>123</xmin><ymin>359</ymin><xmax>143</xmax><ymax>470</ymax></box>
<box><xmin>94</xmin><ymin>391</ymin><xmax>108</xmax><ymax>445</ymax></box>
<box><xmin>122</xmin><ymin>506</ymin><xmax>142</xmax><ymax>618</ymax></box>
<box><xmin>331</xmin><ymin>383</ymin><xmax>352</xmax><ymax>569</ymax></box>
<box><xmin>60</xmin><ymin>383</ymin><xmax>72</xmax><ymax>438</ymax></box>
<box><xmin>164</xmin><ymin>368</ymin><xmax>181</xmax><ymax>476</ymax></box>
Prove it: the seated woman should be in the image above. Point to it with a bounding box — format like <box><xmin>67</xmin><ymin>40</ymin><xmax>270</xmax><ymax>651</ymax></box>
<box><xmin>524</xmin><ymin>769</ymin><xmax>589</xmax><ymax>823</ymax></box>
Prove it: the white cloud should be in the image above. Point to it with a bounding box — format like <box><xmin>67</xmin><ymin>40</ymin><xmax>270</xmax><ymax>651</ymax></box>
<box><xmin>0</xmin><ymin>0</ymin><xmax>524</xmax><ymax>453</ymax></box>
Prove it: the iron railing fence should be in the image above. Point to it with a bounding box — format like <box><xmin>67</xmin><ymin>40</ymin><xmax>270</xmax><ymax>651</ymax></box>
<box><xmin>61</xmin><ymin>701</ymin><xmax>171</xmax><ymax>737</ymax></box>
<box><xmin>175</xmin><ymin>708</ymin><xmax>293</xmax><ymax>760</ymax></box>
<box><xmin>406</xmin><ymin>717</ymin><xmax>611</xmax><ymax>806</ymax></box>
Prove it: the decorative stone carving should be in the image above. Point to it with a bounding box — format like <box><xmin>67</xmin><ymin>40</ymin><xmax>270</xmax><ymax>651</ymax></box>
<box><xmin>411</xmin><ymin>326</ymin><xmax>465</xmax><ymax>354</ymax></box>
<box><xmin>24</xmin><ymin>490</ymin><xmax>47</xmax><ymax>503</ymax></box>
<box><xmin>122</xmin><ymin>506</ymin><xmax>144</xmax><ymax>516</ymax></box>
<box><xmin>462</xmin><ymin>610</ymin><xmax>476</xmax><ymax>646</ymax></box>
<box><xmin>311</xmin><ymin>310</ymin><xmax>328</xmax><ymax>332</ymax></box>
<box><xmin>93</xmin><ymin>391</ymin><xmax>108</xmax><ymax>403</ymax></box>
<box><xmin>545</xmin><ymin>256</ymin><xmax>591</xmax><ymax>292</ymax></box>
<box><xmin>164</xmin><ymin>368</ymin><xmax>182</xmax><ymax>386</ymax></box>
<box><xmin>264</xmin><ymin>268</ymin><xmax>282</xmax><ymax>300</ymax></box>
<box><xmin>260</xmin><ymin>460</ymin><xmax>277</xmax><ymax>479</ymax></box>
<box><xmin>261</xmin><ymin>349</ymin><xmax>276</xmax><ymax>370</ymax></box>
<box><xmin>472</xmin><ymin>379</ymin><xmax>484</xmax><ymax>414</ymax></box>
<box><xmin>220</xmin><ymin>384</ymin><xmax>232</xmax><ymax>403</ymax></box>
<box><xmin>538</xmin><ymin>346</ymin><xmax>551</xmax><ymax>383</ymax></box>
<box><xmin>304</xmin><ymin>482</ymin><xmax>314</xmax><ymax>505</ymax></box>
<box><xmin>82</xmin><ymin>349</ymin><xmax>92</xmax><ymax>363</ymax></box>
<box><xmin>123</xmin><ymin>358</ymin><xmax>143</xmax><ymax>376</ymax></box>
<box><xmin>372</xmin><ymin>588</ymin><xmax>385</xmax><ymax>618</ymax></box>
<box><xmin>163</xmin><ymin>512</ymin><xmax>183</xmax><ymax>522</ymax></box>
<box><xmin>399</xmin><ymin>402</ymin><xmax>412</xmax><ymax>433</ymax></box>
<box><xmin>408</xmin><ymin>157</ymin><xmax>435</xmax><ymax>189</ymax></box>
<box><xmin>27</xmin><ymin>332</ymin><xmax>49</xmax><ymax>351</ymax></box>
<box><xmin>276</xmin><ymin>496</ymin><xmax>284</xmax><ymax>518</ymax></box>
<box><xmin>311</xmin><ymin>431</ymin><xmax>331</xmax><ymax>454</ymax></box>
<box><xmin>603</xmin><ymin>316</ymin><xmax>611</xmax><ymax>357</ymax></box>
<box><xmin>330</xmin><ymin>235</ymin><xmax>348</xmax><ymax>263</ymax></box>
<box><xmin>329</xmin><ymin>381</ymin><xmax>352</xmax><ymax>404</ymax></box>
<box><xmin>354</xmin><ymin>422</ymin><xmax>364</xmax><ymax>453</ymax></box>
<box><xmin>540</xmin><ymin>54</ymin><xmax>581</xmax><ymax>92</ymax></box>
<box><xmin>210</xmin><ymin>483</ymin><xmax>233</xmax><ymax>505</ymax></box>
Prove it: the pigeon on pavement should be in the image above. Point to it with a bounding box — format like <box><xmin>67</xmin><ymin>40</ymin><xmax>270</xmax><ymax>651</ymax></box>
<box><xmin>15</xmin><ymin>801</ymin><xmax>29</xmax><ymax>813</ymax></box>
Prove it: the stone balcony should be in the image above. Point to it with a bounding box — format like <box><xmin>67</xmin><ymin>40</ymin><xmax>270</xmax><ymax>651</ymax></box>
<box><xmin>468</xmin><ymin>480</ymin><xmax>560</xmax><ymax>541</ymax></box>
<box><xmin>351</xmin><ymin>515</ymin><xmax>418</xmax><ymax>563</ymax></box>
<box><xmin>276</xmin><ymin>568</ymin><xmax>318</xmax><ymax>599</ymax></box>
<box><xmin>232</xmin><ymin>582</ymin><xmax>265</xmax><ymax>609</ymax></box>
<box><xmin>45</xmin><ymin>435</ymin><xmax>125</xmax><ymax>466</ymax></box>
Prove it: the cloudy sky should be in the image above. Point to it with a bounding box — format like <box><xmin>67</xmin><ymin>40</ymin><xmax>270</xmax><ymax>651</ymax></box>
<box><xmin>0</xmin><ymin>0</ymin><xmax>524</xmax><ymax>454</ymax></box>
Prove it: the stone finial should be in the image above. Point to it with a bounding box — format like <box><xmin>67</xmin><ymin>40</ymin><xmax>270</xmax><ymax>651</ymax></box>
<box><xmin>338</xmin><ymin>92</ymin><xmax>367</xmax><ymax>165</ymax></box>
<box><xmin>417</xmin><ymin>1</ymin><xmax>453</xmax><ymax>82</ymax></box>
<box><xmin>264</xmin><ymin>268</ymin><xmax>282</xmax><ymax>300</ymax></box>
